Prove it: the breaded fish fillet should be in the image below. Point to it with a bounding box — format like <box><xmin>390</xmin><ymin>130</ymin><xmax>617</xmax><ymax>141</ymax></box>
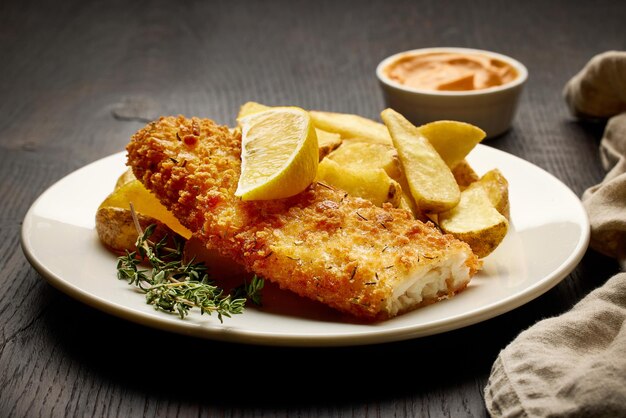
<box><xmin>126</xmin><ymin>116</ymin><xmax>481</xmax><ymax>321</ymax></box>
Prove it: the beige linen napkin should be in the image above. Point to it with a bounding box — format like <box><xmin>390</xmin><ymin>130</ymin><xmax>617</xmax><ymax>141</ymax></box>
<box><xmin>484</xmin><ymin>51</ymin><xmax>626</xmax><ymax>417</ymax></box>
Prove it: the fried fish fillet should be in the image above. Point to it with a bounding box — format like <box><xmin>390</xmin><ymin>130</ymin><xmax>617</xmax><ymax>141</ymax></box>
<box><xmin>126</xmin><ymin>116</ymin><xmax>481</xmax><ymax>321</ymax></box>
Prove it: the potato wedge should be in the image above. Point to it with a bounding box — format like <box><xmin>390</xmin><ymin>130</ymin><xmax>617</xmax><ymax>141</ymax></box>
<box><xmin>450</xmin><ymin>164</ymin><xmax>510</xmax><ymax>216</ymax></box>
<box><xmin>476</xmin><ymin>168</ymin><xmax>510</xmax><ymax>218</ymax></box>
<box><xmin>237</xmin><ymin>101</ymin><xmax>271</xmax><ymax>121</ymax></box>
<box><xmin>437</xmin><ymin>183</ymin><xmax>509</xmax><ymax>258</ymax></box>
<box><xmin>325</xmin><ymin>141</ymin><xmax>402</xmax><ymax>180</ymax></box>
<box><xmin>98</xmin><ymin>179</ymin><xmax>191</xmax><ymax>238</ymax></box>
<box><xmin>309</xmin><ymin>110</ymin><xmax>392</xmax><ymax>145</ymax></box>
<box><xmin>238</xmin><ymin>101</ymin><xmax>342</xmax><ymax>161</ymax></box>
<box><xmin>381</xmin><ymin>108</ymin><xmax>460</xmax><ymax>213</ymax></box>
<box><xmin>325</xmin><ymin>140</ymin><xmax>425</xmax><ymax>218</ymax></box>
<box><xmin>115</xmin><ymin>168</ymin><xmax>137</xmax><ymax>189</ymax></box>
<box><xmin>417</xmin><ymin>120</ymin><xmax>486</xmax><ymax>168</ymax></box>
<box><xmin>315</xmin><ymin>129</ymin><xmax>343</xmax><ymax>160</ymax></box>
<box><xmin>452</xmin><ymin>159</ymin><xmax>480</xmax><ymax>189</ymax></box>
<box><xmin>395</xmin><ymin>174</ymin><xmax>426</xmax><ymax>221</ymax></box>
<box><xmin>316</xmin><ymin>158</ymin><xmax>401</xmax><ymax>207</ymax></box>
<box><xmin>96</xmin><ymin>207</ymin><xmax>180</xmax><ymax>254</ymax></box>
<box><xmin>96</xmin><ymin>178</ymin><xmax>192</xmax><ymax>253</ymax></box>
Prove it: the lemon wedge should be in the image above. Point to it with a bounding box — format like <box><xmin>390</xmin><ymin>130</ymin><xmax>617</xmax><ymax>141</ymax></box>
<box><xmin>235</xmin><ymin>106</ymin><xmax>318</xmax><ymax>200</ymax></box>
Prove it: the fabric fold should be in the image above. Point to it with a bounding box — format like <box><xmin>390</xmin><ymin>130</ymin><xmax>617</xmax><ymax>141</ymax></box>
<box><xmin>563</xmin><ymin>50</ymin><xmax>626</xmax><ymax>119</ymax></box>
<box><xmin>485</xmin><ymin>273</ymin><xmax>626</xmax><ymax>417</ymax></box>
<box><xmin>582</xmin><ymin>113</ymin><xmax>626</xmax><ymax>268</ymax></box>
<box><xmin>485</xmin><ymin>51</ymin><xmax>626</xmax><ymax>417</ymax></box>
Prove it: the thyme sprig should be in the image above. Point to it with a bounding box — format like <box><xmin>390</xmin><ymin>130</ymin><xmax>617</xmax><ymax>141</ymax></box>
<box><xmin>116</xmin><ymin>207</ymin><xmax>263</xmax><ymax>322</ymax></box>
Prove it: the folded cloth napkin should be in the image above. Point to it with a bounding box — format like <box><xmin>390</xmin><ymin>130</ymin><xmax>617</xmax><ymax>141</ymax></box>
<box><xmin>484</xmin><ymin>51</ymin><xmax>626</xmax><ymax>417</ymax></box>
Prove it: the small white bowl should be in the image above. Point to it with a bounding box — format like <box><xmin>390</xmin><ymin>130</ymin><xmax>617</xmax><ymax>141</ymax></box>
<box><xmin>376</xmin><ymin>47</ymin><xmax>528</xmax><ymax>138</ymax></box>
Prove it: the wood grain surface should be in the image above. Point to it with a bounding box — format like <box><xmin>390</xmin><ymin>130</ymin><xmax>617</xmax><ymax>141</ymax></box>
<box><xmin>1</xmin><ymin>0</ymin><xmax>624</xmax><ymax>416</ymax></box>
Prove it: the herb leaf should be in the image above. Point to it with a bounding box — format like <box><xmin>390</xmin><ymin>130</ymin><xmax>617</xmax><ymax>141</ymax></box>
<box><xmin>116</xmin><ymin>208</ymin><xmax>263</xmax><ymax>322</ymax></box>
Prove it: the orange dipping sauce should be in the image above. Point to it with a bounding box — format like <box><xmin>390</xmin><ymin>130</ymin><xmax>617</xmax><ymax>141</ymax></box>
<box><xmin>384</xmin><ymin>51</ymin><xmax>518</xmax><ymax>91</ymax></box>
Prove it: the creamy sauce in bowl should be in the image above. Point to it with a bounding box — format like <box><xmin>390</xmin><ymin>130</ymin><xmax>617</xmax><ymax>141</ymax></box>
<box><xmin>384</xmin><ymin>51</ymin><xmax>518</xmax><ymax>91</ymax></box>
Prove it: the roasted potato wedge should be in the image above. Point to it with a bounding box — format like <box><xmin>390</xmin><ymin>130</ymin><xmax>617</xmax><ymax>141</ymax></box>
<box><xmin>96</xmin><ymin>207</ymin><xmax>180</xmax><ymax>254</ymax></box>
<box><xmin>238</xmin><ymin>101</ymin><xmax>342</xmax><ymax>161</ymax></box>
<box><xmin>381</xmin><ymin>108</ymin><xmax>460</xmax><ymax>213</ymax></box>
<box><xmin>96</xmin><ymin>177</ymin><xmax>192</xmax><ymax>253</ymax></box>
<box><xmin>309</xmin><ymin>110</ymin><xmax>392</xmax><ymax>145</ymax></box>
<box><xmin>325</xmin><ymin>141</ymin><xmax>402</xmax><ymax>180</ymax></box>
<box><xmin>114</xmin><ymin>168</ymin><xmax>137</xmax><ymax>189</ymax></box>
<box><xmin>417</xmin><ymin>120</ymin><xmax>486</xmax><ymax>168</ymax></box>
<box><xmin>437</xmin><ymin>182</ymin><xmax>509</xmax><ymax>258</ymax></box>
<box><xmin>476</xmin><ymin>168</ymin><xmax>510</xmax><ymax>218</ymax></box>
<box><xmin>316</xmin><ymin>129</ymin><xmax>343</xmax><ymax>160</ymax></box>
<box><xmin>395</xmin><ymin>174</ymin><xmax>426</xmax><ymax>221</ymax></box>
<box><xmin>452</xmin><ymin>159</ymin><xmax>480</xmax><ymax>189</ymax></box>
<box><xmin>237</xmin><ymin>101</ymin><xmax>272</xmax><ymax>121</ymax></box>
<box><xmin>324</xmin><ymin>140</ymin><xmax>425</xmax><ymax>218</ymax></box>
<box><xmin>316</xmin><ymin>158</ymin><xmax>402</xmax><ymax>207</ymax></box>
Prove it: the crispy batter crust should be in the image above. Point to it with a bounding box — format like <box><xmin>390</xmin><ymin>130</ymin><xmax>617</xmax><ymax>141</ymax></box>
<box><xmin>126</xmin><ymin>116</ymin><xmax>481</xmax><ymax>321</ymax></box>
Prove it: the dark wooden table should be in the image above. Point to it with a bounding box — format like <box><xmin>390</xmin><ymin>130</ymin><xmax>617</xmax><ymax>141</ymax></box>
<box><xmin>2</xmin><ymin>0</ymin><xmax>624</xmax><ymax>416</ymax></box>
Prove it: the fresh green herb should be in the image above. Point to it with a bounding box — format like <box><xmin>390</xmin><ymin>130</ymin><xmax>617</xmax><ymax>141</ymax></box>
<box><xmin>116</xmin><ymin>208</ymin><xmax>263</xmax><ymax>322</ymax></box>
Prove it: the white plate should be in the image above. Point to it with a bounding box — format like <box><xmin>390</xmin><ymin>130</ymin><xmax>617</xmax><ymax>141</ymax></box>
<box><xmin>21</xmin><ymin>145</ymin><xmax>590</xmax><ymax>346</ymax></box>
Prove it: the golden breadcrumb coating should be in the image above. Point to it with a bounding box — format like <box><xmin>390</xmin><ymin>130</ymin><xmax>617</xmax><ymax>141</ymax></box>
<box><xmin>126</xmin><ymin>116</ymin><xmax>481</xmax><ymax>321</ymax></box>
